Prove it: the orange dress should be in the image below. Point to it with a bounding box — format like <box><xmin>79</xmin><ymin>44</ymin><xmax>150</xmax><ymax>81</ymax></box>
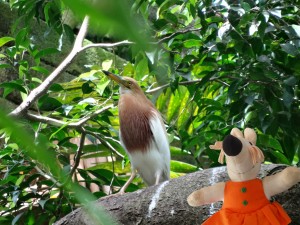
<box><xmin>203</xmin><ymin>178</ymin><xmax>291</xmax><ymax>225</ymax></box>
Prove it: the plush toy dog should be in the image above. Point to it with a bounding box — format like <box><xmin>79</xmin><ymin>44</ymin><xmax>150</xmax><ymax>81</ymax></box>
<box><xmin>187</xmin><ymin>128</ymin><xmax>300</xmax><ymax>225</ymax></box>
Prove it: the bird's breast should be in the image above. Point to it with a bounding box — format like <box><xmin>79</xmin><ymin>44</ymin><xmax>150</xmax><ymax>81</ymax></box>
<box><xmin>119</xmin><ymin>97</ymin><xmax>154</xmax><ymax>153</ymax></box>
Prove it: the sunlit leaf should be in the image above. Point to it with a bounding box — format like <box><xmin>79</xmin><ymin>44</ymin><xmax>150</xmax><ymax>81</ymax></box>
<box><xmin>170</xmin><ymin>160</ymin><xmax>198</xmax><ymax>173</ymax></box>
<box><xmin>0</xmin><ymin>37</ymin><xmax>14</xmax><ymax>48</ymax></box>
<box><xmin>291</xmin><ymin>25</ymin><xmax>300</xmax><ymax>38</ymax></box>
<box><xmin>269</xmin><ymin>8</ymin><xmax>281</xmax><ymax>18</ymax></box>
<box><xmin>281</xmin><ymin>43</ymin><xmax>299</xmax><ymax>56</ymax></box>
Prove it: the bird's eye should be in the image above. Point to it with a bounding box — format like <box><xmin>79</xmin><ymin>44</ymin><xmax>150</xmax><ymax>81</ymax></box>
<box><xmin>127</xmin><ymin>81</ymin><xmax>132</xmax><ymax>86</ymax></box>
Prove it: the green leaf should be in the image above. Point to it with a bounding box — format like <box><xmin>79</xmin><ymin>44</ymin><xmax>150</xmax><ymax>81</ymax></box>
<box><xmin>0</xmin><ymin>63</ymin><xmax>11</xmax><ymax>69</ymax></box>
<box><xmin>241</xmin><ymin>2</ymin><xmax>251</xmax><ymax>12</ymax></box>
<box><xmin>282</xmin><ymin>88</ymin><xmax>294</xmax><ymax>109</ymax></box>
<box><xmin>134</xmin><ymin>57</ymin><xmax>149</xmax><ymax>80</ymax></box>
<box><xmin>258</xmin><ymin>134</ymin><xmax>282</xmax><ymax>152</ymax></box>
<box><xmin>38</xmin><ymin>199</ymin><xmax>48</xmax><ymax>210</ymax></box>
<box><xmin>0</xmin><ymin>37</ymin><xmax>14</xmax><ymax>48</ymax></box>
<box><xmin>15</xmin><ymin>174</ymin><xmax>25</xmax><ymax>187</ymax></box>
<box><xmin>96</xmin><ymin>79</ymin><xmax>110</xmax><ymax>96</ymax></box>
<box><xmin>268</xmin><ymin>8</ymin><xmax>281</xmax><ymax>18</ymax></box>
<box><xmin>0</xmin><ymin>82</ymin><xmax>27</xmax><ymax>97</ymax></box>
<box><xmin>38</xmin><ymin>96</ymin><xmax>62</xmax><ymax>111</ymax></box>
<box><xmin>15</xmin><ymin>28</ymin><xmax>28</xmax><ymax>48</ymax></box>
<box><xmin>205</xmin><ymin>16</ymin><xmax>223</xmax><ymax>24</ymax></box>
<box><xmin>49</xmin><ymin>83</ymin><xmax>64</xmax><ymax>92</ymax></box>
<box><xmin>87</xmin><ymin>161</ymin><xmax>131</xmax><ymax>174</ymax></box>
<box><xmin>283</xmin><ymin>76</ymin><xmax>298</xmax><ymax>86</ymax></box>
<box><xmin>102</xmin><ymin>60</ymin><xmax>113</xmax><ymax>71</ymax></box>
<box><xmin>43</xmin><ymin>2</ymin><xmax>51</xmax><ymax>24</ymax></box>
<box><xmin>82</xmin><ymin>82</ymin><xmax>94</xmax><ymax>94</ymax></box>
<box><xmin>170</xmin><ymin>160</ymin><xmax>198</xmax><ymax>173</ymax></box>
<box><xmin>63</xmin><ymin>24</ymin><xmax>75</xmax><ymax>43</ymax></box>
<box><xmin>227</xmin><ymin>79</ymin><xmax>241</xmax><ymax>97</ymax></box>
<box><xmin>183</xmin><ymin>39</ymin><xmax>202</xmax><ymax>48</ymax></box>
<box><xmin>34</xmin><ymin>48</ymin><xmax>60</xmax><ymax>59</ymax></box>
<box><xmin>30</xmin><ymin>66</ymin><xmax>49</xmax><ymax>75</ymax></box>
<box><xmin>280</xmin><ymin>43</ymin><xmax>298</xmax><ymax>56</ymax></box>
<box><xmin>291</xmin><ymin>25</ymin><xmax>300</xmax><ymax>38</ymax></box>
<box><xmin>12</xmin><ymin>213</ymin><xmax>24</xmax><ymax>225</ymax></box>
<box><xmin>270</xmin><ymin>151</ymin><xmax>290</xmax><ymax>164</ymax></box>
<box><xmin>163</xmin><ymin>12</ymin><xmax>178</xmax><ymax>24</ymax></box>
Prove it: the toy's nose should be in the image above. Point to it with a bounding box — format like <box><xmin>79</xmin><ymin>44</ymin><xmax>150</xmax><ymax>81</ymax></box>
<box><xmin>222</xmin><ymin>134</ymin><xmax>243</xmax><ymax>156</ymax></box>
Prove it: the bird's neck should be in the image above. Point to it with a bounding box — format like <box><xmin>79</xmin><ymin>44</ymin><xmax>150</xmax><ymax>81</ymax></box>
<box><xmin>118</xmin><ymin>94</ymin><xmax>156</xmax><ymax>152</ymax></box>
<box><xmin>119</xmin><ymin>93</ymin><xmax>154</xmax><ymax>111</ymax></box>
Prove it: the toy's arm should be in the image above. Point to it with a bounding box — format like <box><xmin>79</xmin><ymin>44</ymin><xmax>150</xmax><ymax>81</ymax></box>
<box><xmin>187</xmin><ymin>182</ymin><xmax>225</xmax><ymax>207</ymax></box>
<box><xmin>263</xmin><ymin>167</ymin><xmax>300</xmax><ymax>199</ymax></box>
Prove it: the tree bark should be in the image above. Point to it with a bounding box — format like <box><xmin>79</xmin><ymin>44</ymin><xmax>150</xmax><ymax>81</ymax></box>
<box><xmin>55</xmin><ymin>164</ymin><xmax>300</xmax><ymax>225</ymax></box>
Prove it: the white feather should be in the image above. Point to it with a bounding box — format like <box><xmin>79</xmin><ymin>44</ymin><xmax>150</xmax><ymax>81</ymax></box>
<box><xmin>120</xmin><ymin>112</ymin><xmax>170</xmax><ymax>186</ymax></box>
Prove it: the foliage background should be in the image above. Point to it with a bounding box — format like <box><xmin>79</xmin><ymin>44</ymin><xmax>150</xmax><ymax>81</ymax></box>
<box><xmin>0</xmin><ymin>0</ymin><xmax>299</xmax><ymax>224</ymax></box>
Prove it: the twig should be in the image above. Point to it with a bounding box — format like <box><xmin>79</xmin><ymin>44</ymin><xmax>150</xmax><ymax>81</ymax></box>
<box><xmin>146</xmin><ymin>79</ymin><xmax>202</xmax><ymax>94</ymax></box>
<box><xmin>84</xmin><ymin>129</ymin><xmax>124</xmax><ymax>159</ymax></box>
<box><xmin>81</xmin><ymin>40</ymin><xmax>134</xmax><ymax>51</ymax></box>
<box><xmin>157</xmin><ymin>28</ymin><xmax>201</xmax><ymax>44</ymax></box>
<box><xmin>34</xmin><ymin>165</ymin><xmax>62</xmax><ymax>187</ymax></box>
<box><xmin>146</xmin><ymin>77</ymin><xmax>230</xmax><ymax>94</ymax></box>
<box><xmin>25</xmin><ymin>104</ymin><xmax>113</xmax><ymax>128</ymax></box>
<box><xmin>69</xmin><ymin>131</ymin><xmax>86</xmax><ymax>178</ymax></box>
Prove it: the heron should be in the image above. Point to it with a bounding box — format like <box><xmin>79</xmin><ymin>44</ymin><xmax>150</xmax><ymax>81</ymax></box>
<box><xmin>103</xmin><ymin>70</ymin><xmax>170</xmax><ymax>194</ymax></box>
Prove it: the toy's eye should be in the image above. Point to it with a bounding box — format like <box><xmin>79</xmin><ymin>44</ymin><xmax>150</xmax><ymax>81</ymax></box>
<box><xmin>249</xmin><ymin>141</ymin><xmax>253</xmax><ymax>145</ymax></box>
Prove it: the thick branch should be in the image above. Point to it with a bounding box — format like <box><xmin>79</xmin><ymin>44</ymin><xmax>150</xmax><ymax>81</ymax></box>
<box><xmin>54</xmin><ymin>164</ymin><xmax>300</xmax><ymax>225</ymax></box>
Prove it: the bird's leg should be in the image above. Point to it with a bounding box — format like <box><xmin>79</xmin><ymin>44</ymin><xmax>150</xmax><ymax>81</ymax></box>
<box><xmin>118</xmin><ymin>170</ymin><xmax>137</xmax><ymax>195</ymax></box>
<box><xmin>101</xmin><ymin>170</ymin><xmax>136</xmax><ymax>199</ymax></box>
<box><xmin>155</xmin><ymin>171</ymin><xmax>162</xmax><ymax>185</ymax></box>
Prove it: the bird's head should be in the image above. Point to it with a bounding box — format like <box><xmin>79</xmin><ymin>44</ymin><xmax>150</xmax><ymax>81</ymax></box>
<box><xmin>102</xmin><ymin>70</ymin><xmax>142</xmax><ymax>95</ymax></box>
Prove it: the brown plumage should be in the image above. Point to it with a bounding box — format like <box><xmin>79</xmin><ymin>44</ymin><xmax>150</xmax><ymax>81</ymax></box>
<box><xmin>103</xmin><ymin>71</ymin><xmax>170</xmax><ymax>193</ymax></box>
<box><xmin>118</xmin><ymin>81</ymin><xmax>155</xmax><ymax>152</ymax></box>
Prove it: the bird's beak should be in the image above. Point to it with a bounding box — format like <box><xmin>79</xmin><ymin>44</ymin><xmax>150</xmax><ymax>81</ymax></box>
<box><xmin>102</xmin><ymin>70</ymin><xmax>130</xmax><ymax>89</ymax></box>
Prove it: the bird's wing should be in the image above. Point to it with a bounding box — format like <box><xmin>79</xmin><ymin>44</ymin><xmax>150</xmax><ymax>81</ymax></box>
<box><xmin>149</xmin><ymin>111</ymin><xmax>171</xmax><ymax>180</ymax></box>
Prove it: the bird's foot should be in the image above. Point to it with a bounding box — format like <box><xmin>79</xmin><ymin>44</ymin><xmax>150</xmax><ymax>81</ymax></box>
<box><xmin>101</xmin><ymin>190</ymin><xmax>126</xmax><ymax>200</ymax></box>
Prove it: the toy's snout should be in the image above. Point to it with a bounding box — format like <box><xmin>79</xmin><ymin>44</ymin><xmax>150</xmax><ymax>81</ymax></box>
<box><xmin>223</xmin><ymin>134</ymin><xmax>243</xmax><ymax>156</ymax></box>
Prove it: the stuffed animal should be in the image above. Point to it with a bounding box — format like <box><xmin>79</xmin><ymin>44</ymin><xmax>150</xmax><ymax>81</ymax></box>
<box><xmin>187</xmin><ymin>127</ymin><xmax>300</xmax><ymax>225</ymax></box>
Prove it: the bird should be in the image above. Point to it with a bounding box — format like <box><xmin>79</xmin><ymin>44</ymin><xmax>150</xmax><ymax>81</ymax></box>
<box><xmin>102</xmin><ymin>70</ymin><xmax>170</xmax><ymax>194</ymax></box>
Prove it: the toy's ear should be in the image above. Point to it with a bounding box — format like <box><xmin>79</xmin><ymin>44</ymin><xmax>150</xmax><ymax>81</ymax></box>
<box><xmin>230</xmin><ymin>128</ymin><xmax>243</xmax><ymax>138</ymax></box>
<box><xmin>244</xmin><ymin>128</ymin><xmax>257</xmax><ymax>145</ymax></box>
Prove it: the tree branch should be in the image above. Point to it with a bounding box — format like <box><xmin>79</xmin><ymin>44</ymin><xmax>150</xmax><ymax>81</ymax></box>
<box><xmin>69</xmin><ymin>131</ymin><xmax>86</xmax><ymax>178</ymax></box>
<box><xmin>10</xmin><ymin>16</ymin><xmax>90</xmax><ymax>117</ymax></box>
<box><xmin>146</xmin><ymin>79</ymin><xmax>203</xmax><ymax>94</ymax></box>
<box><xmin>9</xmin><ymin>15</ymin><xmax>132</xmax><ymax>118</ymax></box>
<box><xmin>84</xmin><ymin>129</ymin><xmax>124</xmax><ymax>159</ymax></box>
<box><xmin>34</xmin><ymin>165</ymin><xmax>62</xmax><ymax>187</ymax></box>
<box><xmin>157</xmin><ymin>28</ymin><xmax>201</xmax><ymax>44</ymax></box>
<box><xmin>25</xmin><ymin>104</ymin><xmax>114</xmax><ymax>128</ymax></box>
<box><xmin>81</xmin><ymin>40</ymin><xmax>134</xmax><ymax>51</ymax></box>
<box><xmin>146</xmin><ymin>78</ymin><xmax>230</xmax><ymax>94</ymax></box>
<box><xmin>54</xmin><ymin>164</ymin><xmax>300</xmax><ymax>225</ymax></box>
